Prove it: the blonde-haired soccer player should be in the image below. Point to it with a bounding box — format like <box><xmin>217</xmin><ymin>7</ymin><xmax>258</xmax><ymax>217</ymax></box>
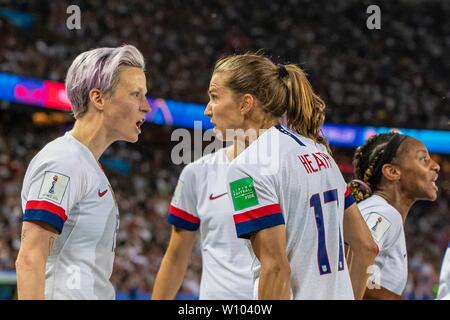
<box><xmin>208</xmin><ymin>53</ymin><xmax>378</xmax><ymax>300</ymax></box>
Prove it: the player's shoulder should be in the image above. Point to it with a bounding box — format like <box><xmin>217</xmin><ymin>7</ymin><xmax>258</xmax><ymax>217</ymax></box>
<box><xmin>28</xmin><ymin>133</ymin><xmax>85</xmax><ymax>173</ymax></box>
<box><xmin>358</xmin><ymin>195</ymin><xmax>403</xmax><ymax>226</ymax></box>
<box><xmin>194</xmin><ymin>148</ymin><xmax>227</xmax><ymax>165</ymax></box>
<box><xmin>359</xmin><ymin>195</ymin><xmax>405</xmax><ymax>247</ymax></box>
<box><xmin>444</xmin><ymin>242</ymin><xmax>450</xmax><ymax>254</ymax></box>
<box><xmin>253</xmin><ymin>124</ymin><xmax>296</xmax><ymax>153</ymax></box>
<box><xmin>232</xmin><ymin>126</ymin><xmax>283</xmax><ymax>166</ymax></box>
<box><xmin>238</xmin><ymin>125</ymin><xmax>330</xmax><ymax>170</ymax></box>
<box><xmin>178</xmin><ymin>149</ymin><xmax>225</xmax><ymax>183</ymax></box>
<box><xmin>260</xmin><ymin>124</ymin><xmax>327</xmax><ymax>156</ymax></box>
<box><xmin>179</xmin><ymin>160</ymin><xmax>200</xmax><ymax>183</ymax></box>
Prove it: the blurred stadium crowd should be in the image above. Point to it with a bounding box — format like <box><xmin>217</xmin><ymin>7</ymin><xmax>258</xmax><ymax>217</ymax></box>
<box><xmin>1</xmin><ymin>0</ymin><xmax>449</xmax><ymax>129</ymax></box>
<box><xmin>0</xmin><ymin>0</ymin><xmax>449</xmax><ymax>299</ymax></box>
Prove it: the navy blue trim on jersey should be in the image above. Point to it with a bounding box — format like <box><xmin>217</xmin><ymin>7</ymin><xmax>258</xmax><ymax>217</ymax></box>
<box><xmin>235</xmin><ymin>213</ymin><xmax>285</xmax><ymax>239</ymax></box>
<box><xmin>23</xmin><ymin>209</ymin><xmax>64</xmax><ymax>234</ymax></box>
<box><xmin>344</xmin><ymin>194</ymin><xmax>356</xmax><ymax>209</ymax></box>
<box><xmin>275</xmin><ymin>125</ymin><xmax>305</xmax><ymax>146</ymax></box>
<box><xmin>324</xmin><ymin>189</ymin><xmax>338</xmax><ymax>204</ymax></box>
<box><xmin>167</xmin><ymin>213</ymin><xmax>199</xmax><ymax>231</ymax></box>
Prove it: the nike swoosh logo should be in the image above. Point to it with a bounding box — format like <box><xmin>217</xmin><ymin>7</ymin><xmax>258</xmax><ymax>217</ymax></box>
<box><xmin>98</xmin><ymin>189</ymin><xmax>108</xmax><ymax>197</ymax></box>
<box><xmin>209</xmin><ymin>192</ymin><xmax>227</xmax><ymax>200</ymax></box>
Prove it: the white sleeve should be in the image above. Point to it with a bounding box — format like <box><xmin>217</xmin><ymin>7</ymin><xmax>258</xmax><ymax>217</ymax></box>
<box><xmin>227</xmin><ymin>161</ymin><xmax>284</xmax><ymax>239</ymax></box>
<box><xmin>362</xmin><ymin>210</ymin><xmax>398</xmax><ymax>251</ymax></box>
<box><xmin>167</xmin><ymin>163</ymin><xmax>200</xmax><ymax>231</ymax></box>
<box><xmin>437</xmin><ymin>246</ymin><xmax>450</xmax><ymax>300</ymax></box>
<box><xmin>362</xmin><ymin>209</ymin><xmax>403</xmax><ymax>291</ymax></box>
<box><xmin>21</xmin><ymin>157</ymin><xmax>83</xmax><ymax>234</ymax></box>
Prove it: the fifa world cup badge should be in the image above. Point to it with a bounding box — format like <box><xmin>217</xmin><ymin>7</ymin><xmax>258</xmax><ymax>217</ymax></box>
<box><xmin>366</xmin><ymin>213</ymin><xmax>391</xmax><ymax>242</ymax></box>
<box><xmin>371</xmin><ymin>217</ymin><xmax>383</xmax><ymax>232</ymax></box>
<box><xmin>38</xmin><ymin>171</ymin><xmax>69</xmax><ymax>204</ymax></box>
<box><xmin>48</xmin><ymin>175</ymin><xmax>58</xmax><ymax>194</ymax></box>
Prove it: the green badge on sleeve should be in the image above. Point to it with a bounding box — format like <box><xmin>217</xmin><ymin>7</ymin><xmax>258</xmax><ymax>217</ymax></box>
<box><xmin>229</xmin><ymin>177</ymin><xmax>259</xmax><ymax>211</ymax></box>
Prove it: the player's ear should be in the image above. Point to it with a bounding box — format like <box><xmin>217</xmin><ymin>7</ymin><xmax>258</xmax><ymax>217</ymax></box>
<box><xmin>240</xmin><ymin>93</ymin><xmax>255</xmax><ymax>116</ymax></box>
<box><xmin>381</xmin><ymin>163</ymin><xmax>401</xmax><ymax>182</ymax></box>
<box><xmin>88</xmin><ymin>88</ymin><xmax>105</xmax><ymax>112</ymax></box>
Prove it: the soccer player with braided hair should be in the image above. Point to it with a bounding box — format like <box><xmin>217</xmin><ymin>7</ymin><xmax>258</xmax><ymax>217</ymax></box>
<box><xmin>349</xmin><ymin>132</ymin><xmax>440</xmax><ymax>299</ymax></box>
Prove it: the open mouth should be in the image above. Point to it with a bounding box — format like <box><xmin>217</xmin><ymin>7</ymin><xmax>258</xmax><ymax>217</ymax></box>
<box><xmin>136</xmin><ymin>118</ymin><xmax>145</xmax><ymax>133</ymax></box>
<box><xmin>431</xmin><ymin>175</ymin><xmax>439</xmax><ymax>191</ymax></box>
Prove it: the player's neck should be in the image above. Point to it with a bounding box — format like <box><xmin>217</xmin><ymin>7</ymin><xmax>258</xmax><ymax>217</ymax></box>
<box><xmin>226</xmin><ymin>144</ymin><xmax>236</xmax><ymax>161</ymax></box>
<box><xmin>70</xmin><ymin>117</ymin><xmax>112</xmax><ymax>161</ymax></box>
<box><xmin>243</xmin><ymin>112</ymin><xmax>278</xmax><ymax>133</ymax></box>
<box><xmin>231</xmin><ymin>116</ymin><xmax>279</xmax><ymax>156</ymax></box>
<box><xmin>373</xmin><ymin>187</ymin><xmax>415</xmax><ymax>223</ymax></box>
<box><xmin>230</xmin><ymin>129</ymin><xmax>263</xmax><ymax>158</ymax></box>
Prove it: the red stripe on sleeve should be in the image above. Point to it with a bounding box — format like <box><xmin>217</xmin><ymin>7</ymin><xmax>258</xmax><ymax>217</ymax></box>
<box><xmin>25</xmin><ymin>200</ymin><xmax>67</xmax><ymax>221</ymax></box>
<box><xmin>233</xmin><ymin>203</ymin><xmax>282</xmax><ymax>224</ymax></box>
<box><xmin>345</xmin><ymin>186</ymin><xmax>351</xmax><ymax>198</ymax></box>
<box><xmin>168</xmin><ymin>205</ymin><xmax>200</xmax><ymax>224</ymax></box>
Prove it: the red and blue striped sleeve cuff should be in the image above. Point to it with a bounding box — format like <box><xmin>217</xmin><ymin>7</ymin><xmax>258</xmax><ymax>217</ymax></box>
<box><xmin>233</xmin><ymin>203</ymin><xmax>285</xmax><ymax>239</ymax></box>
<box><xmin>167</xmin><ymin>205</ymin><xmax>200</xmax><ymax>231</ymax></box>
<box><xmin>344</xmin><ymin>186</ymin><xmax>356</xmax><ymax>209</ymax></box>
<box><xmin>23</xmin><ymin>200</ymin><xmax>67</xmax><ymax>234</ymax></box>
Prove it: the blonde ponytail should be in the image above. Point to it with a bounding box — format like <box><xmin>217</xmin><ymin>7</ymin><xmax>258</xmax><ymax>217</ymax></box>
<box><xmin>282</xmin><ymin>65</ymin><xmax>329</xmax><ymax>152</ymax></box>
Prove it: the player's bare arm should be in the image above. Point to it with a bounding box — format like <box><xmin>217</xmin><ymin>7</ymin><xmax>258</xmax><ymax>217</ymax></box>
<box><xmin>250</xmin><ymin>225</ymin><xmax>291</xmax><ymax>300</ymax></box>
<box><xmin>16</xmin><ymin>221</ymin><xmax>58</xmax><ymax>300</ymax></box>
<box><xmin>343</xmin><ymin>203</ymin><xmax>378</xmax><ymax>299</ymax></box>
<box><xmin>364</xmin><ymin>286</ymin><xmax>405</xmax><ymax>300</ymax></box>
<box><xmin>152</xmin><ymin>226</ymin><xmax>197</xmax><ymax>299</ymax></box>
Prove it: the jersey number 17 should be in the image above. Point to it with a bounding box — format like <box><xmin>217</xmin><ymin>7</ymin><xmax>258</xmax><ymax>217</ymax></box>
<box><xmin>310</xmin><ymin>189</ymin><xmax>345</xmax><ymax>275</ymax></box>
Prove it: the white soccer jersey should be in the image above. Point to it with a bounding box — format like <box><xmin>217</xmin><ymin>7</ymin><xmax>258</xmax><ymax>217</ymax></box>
<box><xmin>226</xmin><ymin>125</ymin><xmax>355</xmax><ymax>300</ymax></box>
<box><xmin>21</xmin><ymin>132</ymin><xmax>119</xmax><ymax>300</ymax></box>
<box><xmin>437</xmin><ymin>243</ymin><xmax>450</xmax><ymax>300</ymax></box>
<box><xmin>167</xmin><ymin>148</ymin><xmax>253</xmax><ymax>299</ymax></box>
<box><xmin>358</xmin><ymin>195</ymin><xmax>407</xmax><ymax>296</ymax></box>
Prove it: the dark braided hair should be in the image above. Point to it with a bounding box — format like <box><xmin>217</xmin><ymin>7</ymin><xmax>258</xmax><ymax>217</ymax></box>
<box><xmin>350</xmin><ymin>132</ymin><xmax>401</xmax><ymax>202</ymax></box>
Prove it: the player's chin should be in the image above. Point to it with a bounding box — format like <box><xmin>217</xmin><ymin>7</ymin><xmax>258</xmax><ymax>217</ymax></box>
<box><xmin>130</xmin><ymin>133</ymin><xmax>140</xmax><ymax>143</ymax></box>
<box><xmin>423</xmin><ymin>188</ymin><xmax>438</xmax><ymax>201</ymax></box>
<box><xmin>121</xmin><ymin>132</ymin><xmax>139</xmax><ymax>143</ymax></box>
<box><xmin>214</xmin><ymin>128</ymin><xmax>226</xmax><ymax>141</ymax></box>
<box><xmin>427</xmin><ymin>190</ymin><xmax>438</xmax><ymax>201</ymax></box>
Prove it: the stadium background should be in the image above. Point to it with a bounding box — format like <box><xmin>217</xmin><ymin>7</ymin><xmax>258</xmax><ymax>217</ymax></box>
<box><xmin>0</xmin><ymin>0</ymin><xmax>449</xmax><ymax>299</ymax></box>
